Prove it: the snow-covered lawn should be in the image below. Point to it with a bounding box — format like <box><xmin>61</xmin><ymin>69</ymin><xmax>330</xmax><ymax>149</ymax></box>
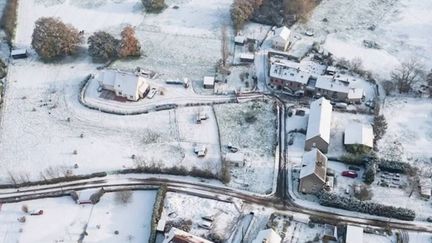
<box><xmin>0</xmin><ymin>190</ymin><xmax>156</xmax><ymax>243</ymax></box>
<box><xmin>214</xmin><ymin>100</ymin><xmax>277</xmax><ymax>194</ymax></box>
<box><xmin>161</xmin><ymin>192</ymin><xmax>240</xmax><ymax>241</ymax></box>
<box><xmin>294</xmin><ymin>0</ymin><xmax>432</xmax><ymax>79</ymax></box>
<box><xmin>378</xmin><ymin>97</ymin><xmax>432</xmax><ymax>165</ymax></box>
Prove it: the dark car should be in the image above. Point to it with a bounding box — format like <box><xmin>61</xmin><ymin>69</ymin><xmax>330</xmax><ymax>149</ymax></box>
<box><xmin>342</xmin><ymin>171</ymin><xmax>358</xmax><ymax>178</ymax></box>
<box><xmin>348</xmin><ymin>166</ymin><xmax>361</xmax><ymax>171</ymax></box>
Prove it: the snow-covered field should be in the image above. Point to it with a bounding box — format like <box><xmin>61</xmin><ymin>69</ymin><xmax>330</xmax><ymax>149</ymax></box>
<box><xmin>0</xmin><ymin>0</ymin><xmax>232</xmax><ymax>182</ymax></box>
<box><xmin>378</xmin><ymin>97</ymin><xmax>432</xmax><ymax>165</ymax></box>
<box><xmin>294</xmin><ymin>0</ymin><xmax>432</xmax><ymax>79</ymax></box>
<box><xmin>0</xmin><ymin>190</ymin><xmax>156</xmax><ymax>243</ymax></box>
<box><xmin>161</xmin><ymin>192</ymin><xmax>240</xmax><ymax>241</ymax></box>
<box><xmin>214</xmin><ymin>100</ymin><xmax>277</xmax><ymax>194</ymax></box>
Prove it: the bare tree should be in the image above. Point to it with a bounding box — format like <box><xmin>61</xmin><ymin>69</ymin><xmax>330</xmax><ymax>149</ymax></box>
<box><xmin>221</xmin><ymin>25</ymin><xmax>229</xmax><ymax>68</ymax></box>
<box><xmin>391</xmin><ymin>59</ymin><xmax>424</xmax><ymax>93</ymax></box>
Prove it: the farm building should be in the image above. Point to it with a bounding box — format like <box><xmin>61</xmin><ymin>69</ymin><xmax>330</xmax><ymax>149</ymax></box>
<box><xmin>97</xmin><ymin>70</ymin><xmax>150</xmax><ymax>101</ymax></box>
<box><xmin>269</xmin><ymin>60</ymin><xmax>310</xmax><ymax>93</ymax></box>
<box><xmin>11</xmin><ymin>49</ymin><xmax>28</xmax><ymax>59</ymax></box>
<box><xmin>163</xmin><ymin>227</ymin><xmax>213</xmax><ymax>243</ymax></box>
<box><xmin>305</xmin><ymin>98</ymin><xmax>332</xmax><ymax>153</ymax></box>
<box><xmin>345</xmin><ymin>225</ymin><xmax>364</xmax><ymax>243</ymax></box>
<box><xmin>272</xmin><ymin>26</ymin><xmax>291</xmax><ymax>51</ymax></box>
<box><xmin>252</xmin><ymin>229</ymin><xmax>281</xmax><ymax>243</ymax></box>
<box><xmin>344</xmin><ymin>123</ymin><xmax>374</xmax><ymax>153</ymax></box>
<box><xmin>299</xmin><ymin>148</ymin><xmax>328</xmax><ymax>194</ymax></box>
<box><xmin>203</xmin><ymin>76</ymin><xmax>215</xmax><ymax>89</ymax></box>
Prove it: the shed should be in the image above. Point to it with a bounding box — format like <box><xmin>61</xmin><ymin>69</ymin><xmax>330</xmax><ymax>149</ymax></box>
<box><xmin>420</xmin><ymin>178</ymin><xmax>432</xmax><ymax>199</ymax></box>
<box><xmin>11</xmin><ymin>49</ymin><xmax>28</xmax><ymax>59</ymax></box>
<box><xmin>272</xmin><ymin>26</ymin><xmax>291</xmax><ymax>51</ymax></box>
<box><xmin>239</xmin><ymin>52</ymin><xmax>255</xmax><ymax>62</ymax></box>
<box><xmin>348</xmin><ymin>88</ymin><xmax>364</xmax><ymax>103</ymax></box>
<box><xmin>163</xmin><ymin>227</ymin><xmax>213</xmax><ymax>243</ymax></box>
<box><xmin>203</xmin><ymin>76</ymin><xmax>215</xmax><ymax>89</ymax></box>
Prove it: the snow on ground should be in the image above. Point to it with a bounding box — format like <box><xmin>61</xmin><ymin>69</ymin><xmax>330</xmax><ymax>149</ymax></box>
<box><xmin>113</xmin><ymin>0</ymin><xmax>233</xmax><ymax>79</ymax></box>
<box><xmin>294</xmin><ymin>0</ymin><xmax>432</xmax><ymax>79</ymax></box>
<box><xmin>378</xmin><ymin>97</ymin><xmax>432</xmax><ymax>166</ymax></box>
<box><xmin>0</xmin><ymin>190</ymin><xmax>156</xmax><ymax>243</ymax></box>
<box><xmin>214</xmin><ymin>100</ymin><xmax>277</xmax><ymax>194</ymax></box>
<box><xmin>161</xmin><ymin>192</ymin><xmax>240</xmax><ymax>241</ymax></box>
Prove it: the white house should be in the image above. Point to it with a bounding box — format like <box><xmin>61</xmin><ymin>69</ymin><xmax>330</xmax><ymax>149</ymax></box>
<box><xmin>203</xmin><ymin>76</ymin><xmax>215</xmax><ymax>89</ymax></box>
<box><xmin>252</xmin><ymin>229</ymin><xmax>281</xmax><ymax>243</ymax></box>
<box><xmin>98</xmin><ymin>70</ymin><xmax>150</xmax><ymax>101</ymax></box>
<box><xmin>344</xmin><ymin>123</ymin><xmax>374</xmax><ymax>150</ymax></box>
<box><xmin>305</xmin><ymin>98</ymin><xmax>333</xmax><ymax>153</ymax></box>
<box><xmin>345</xmin><ymin>225</ymin><xmax>363</xmax><ymax>243</ymax></box>
<box><xmin>272</xmin><ymin>26</ymin><xmax>291</xmax><ymax>51</ymax></box>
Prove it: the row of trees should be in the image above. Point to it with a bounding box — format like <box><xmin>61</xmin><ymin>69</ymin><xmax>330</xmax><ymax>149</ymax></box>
<box><xmin>230</xmin><ymin>0</ymin><xmax>263</xmax><ymax>32</ymax></box>
<box><xmin>31</xmin><ymin>17</ymin><xmax>141</xmax><ymax>62</ymax></box>
<box><xmin>317</xmin><ymin>190</ymin><xmax>416</xmax><ymax>221</ymax></box>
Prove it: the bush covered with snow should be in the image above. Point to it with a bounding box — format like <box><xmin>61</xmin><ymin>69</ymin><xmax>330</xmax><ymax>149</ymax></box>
<box><xmin>378</xmin><ymin>160</ymin><xmax>412</xmax><ymax>174</ymax></box>
<box><xmin>317</xmin><ymin>190</ymin><xmax>416</xmax><ymax>221</ymax></box>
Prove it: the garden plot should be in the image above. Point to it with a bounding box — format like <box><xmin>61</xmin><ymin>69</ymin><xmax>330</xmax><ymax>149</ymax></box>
<box><xmin>214</xmin><ymin>100</ymin><xmax>278</xmax><ymax>194</ymax></box>
<box><xmin>0</xmin><ymin>190</ymin><xmax>157</xmax><ymax>243</ymax></box>
<box><xmin>378</xmin><ymin>97</ymin><xmax>432</xmax><ymax>166</ymax></box>
<box><xmin>161</xmin><ymin>192</ymin><xmax>240</xmax><ymax>241</ymax></box>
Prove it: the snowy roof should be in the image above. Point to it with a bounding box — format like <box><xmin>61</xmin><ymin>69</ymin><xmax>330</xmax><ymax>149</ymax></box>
<box><xmin>239</xmin><ymin>52</ymin><xmax>255</xmax><ymax>60</ymax></box>
<box><xmin>252</xmin><ymin>229</ymin><xmax>281</xmax><ymax>243</ymax></box>
<box><xmin>348</xmin><ymin>88</ymin><xmax>364</xmax><ymax>100</ymax></box>
<box><xmin>234</xmin><ymin>35</ymin><xmax>246</xmax><ymax>44</ymax></box>
<box><xmin>11</xmin><ymin>49</ymin><xmax>27</xmax><ymax>56</ymax></box>
<box><xmin>270</xmin><ymin>62</ymin><xmax>310</xmax><ymax>84</ymax></box>
<box><xmin>306</xmin><ymin>98</ymin><xmax>333</xmax><ymax>143</ymax></box>
<box><xmin>163</xmin><ymin>227</ymin><xmax>212</xmax><ymax>243</ymax></box>
<box><xmin>203</xmin><ymin>76</ymin><xmax>215</xmax><ymax>86</ymax></box>
<box><xmin>315</xmin><ymin>75</ymin><xmax>350</xmax><ymax>94</ymax></box>
<box><xmin>345</xmin><ymin>225</ymin><xmax>363</xmax><ymax>243</ymax></box>
<box><xmin>326</xmin><ymin>66</ymin><xmax>337</xmax><ymax>73</ymax></box>
<box><xmin>420</xmin><ymin>179</ymin><xmax>432</xmax><ymax>197</ymax></box>
<box><xmin>100</xmin><ymin>70</ymin><xmax>149</xmax><ymax>97</ymax></box>
<box><xmin>300</xmin><ymin>148</ymin><xmax>327</xmax><ymax>182</ymax></box>
<box><xmin>344</xmin><ymin>123</ymin><xmax>374</xmax><ymax>148</ymax></box>
<box><xmin>273</xmin><ymin>26</ymin><xmax>291</xmax><ymax>41</ymax></box>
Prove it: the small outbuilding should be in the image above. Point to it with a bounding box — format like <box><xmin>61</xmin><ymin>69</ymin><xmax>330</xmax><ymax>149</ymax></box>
<box><xmin>344</xmin><ymin>123</ymin><xmax>374</xmax><ymax>153</ymax></box>
<box><xmin>203</xmin><ymin>76</ymin><xmax>215</xmax><ymax>89</ymax></box>
<box><xmin>163</xmin><ymin>227</ymin><xmax>213</xmax><ymax>243</ymax></box>
<box><xmin>239</xmin><ymin>52</ymin><xmax>255</xmax><ymax>62</ymax></box>
<box><xmin>224</xmin><ymin>152</ymin><xmax>245</xmax><ymax>167</ymax></box>
<box><xmin>348</xmin><ymin>88</ymin><xmax>365</xmax><ymax>104</ymax></box>
<box><xmin>11</xmin><ymin>49</ymin><xmax>28</xmax><ymax>59</ymax></box>
<box><xmin>234</xmin><ymin>35</ymin><xmax>246</xmax><ymax>45</ymax></box>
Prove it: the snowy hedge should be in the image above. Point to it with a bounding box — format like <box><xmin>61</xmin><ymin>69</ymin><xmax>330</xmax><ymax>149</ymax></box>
<box><xmin>149</xmin><ymin>185</ymin><xmax>167</xmax><ymax>243</ymax></box>
<box><xmin>378</xmin><ymin>160</ymin><xmax>412</xmax><ymax>174</ymax></box>
<box><xmin>317</xmin><ymin>190</ymin><xmax>416</xmax><ymax>221</ymax></box>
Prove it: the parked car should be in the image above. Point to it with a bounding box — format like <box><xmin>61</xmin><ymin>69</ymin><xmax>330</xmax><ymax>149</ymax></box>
<box><xmin>427</xmin><ymin>217</ymin><xmax>432</xmax><ymax>223</ymax></box>
<box><xmin>348</xmin><ymin>166</ymin><xmax>361</xmax><ymax>171</ymax></box>
<box><xmin>342</xmin><ymin>171</ymin><xmax>358</xmax><ymax>178</ymax></box>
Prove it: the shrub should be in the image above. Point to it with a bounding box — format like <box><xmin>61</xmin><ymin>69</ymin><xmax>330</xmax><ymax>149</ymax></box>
<box><xmin>118</xmin><ymin>26</ymin><xmax>141</xmax><ymax>58</ymax></box>
<box><xmin>378</xmin><ymin>160</ymin><xmax>412</xmax><ymax>174</ymax></box>
<box><xmin>0</xmin><ymin>0</ymin><xmax>18</xmax><ymax>46</ymax></box>
<box><xmin>373</xmin><ymin>114</ymin><xmax>387</xmax><ymax>142</ymax></box>
<box><xmin>88</xmin><ymin>31</ymin><xmax>119</xmax><ymax>62</ymax></box>
<box><xmin>31</xmin><ymin>17</ymin><xmax>82</xmax><ymax>61</ymax></box>
<box><xmin>115</xmin><ymin>190</ymin><xmax>133</xmax><ymax>204</ymax></box>
<box><xmin>149</xmin><ymin>185</ymin><xmax>167</xmax><ymax>243</ymax></box>
<box><xmin>142</xmin><ymin>0</ymin><xmax>166</xmax><ymax>13</ymax></box>
<box><xmin>364</xmin><ymin>161</ymin><xmax>376</xmax><ymax>184</ymax></box>
<box><xmin>21</xmin><ymin>205</ymin><xmax>29</xmax><ymax>213</ymax></box>
<box><xmin>0</xmin><ymin>59</ymin><xmax>7</xmax><ymax>79</ymax></box>
<box><xmin>318</xmin><ymin>190</ymin><xmax>415</xmax><ymax>221</ymax></box>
